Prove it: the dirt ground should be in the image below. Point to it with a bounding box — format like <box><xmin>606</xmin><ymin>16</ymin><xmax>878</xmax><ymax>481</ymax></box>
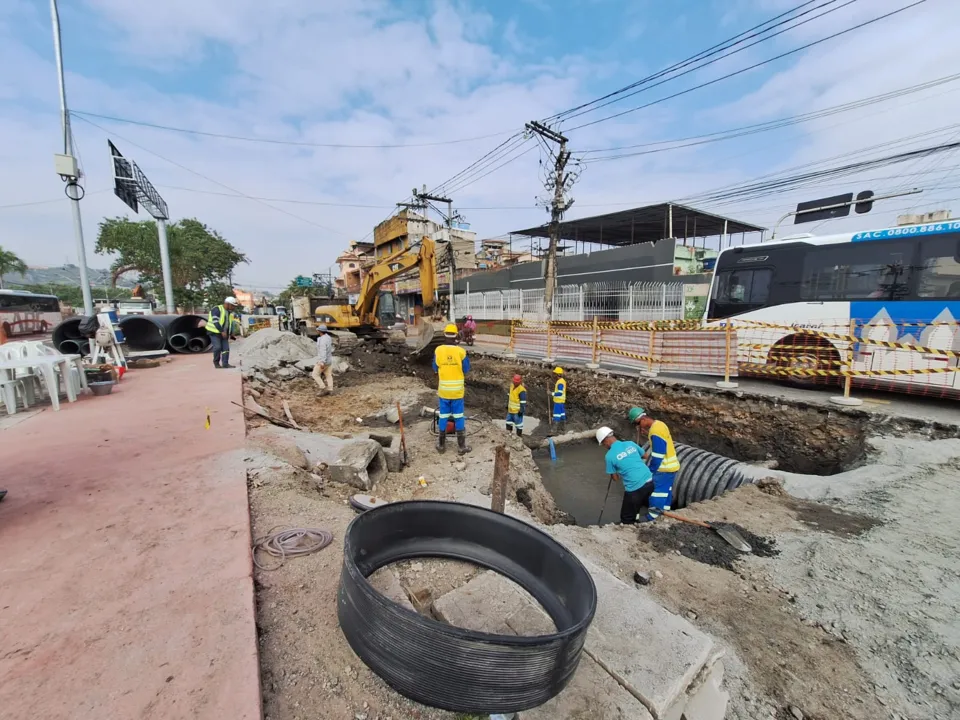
<box><xmin>243</xmin><ymin>344</ymin><xmax>960</xmax><ymax>720</ymax></box>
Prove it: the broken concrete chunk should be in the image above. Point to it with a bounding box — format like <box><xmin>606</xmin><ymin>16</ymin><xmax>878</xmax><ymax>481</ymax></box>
<box><xmin>327</xmin><ymin>440</ymin><xmax>387</xmax><ymax>491</ymax></box>
<box><xmin>247</xmin><ymin>426</ymin><xmax>309</xmax><ymax>470</ymax></box>
<box><xmin>367</xmin><ymin>568</ymin><xmax>415</xmax><ymax>612</ymax></box>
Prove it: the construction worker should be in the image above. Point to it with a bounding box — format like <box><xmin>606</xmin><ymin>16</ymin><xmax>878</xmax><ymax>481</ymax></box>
<box><xmin>505</xmin><ymin>374</ymin><xmax>527</xmax><ymax>437</ymax></box>
<box><xmin>205</xmin><ymin>296</ymin><xmax>239</xmax><ymax>369</ymax></box>
<box><xmin>596</xmin><ymin>426</ymin><xmax>654</xmax><ymax>525</ymax></box>
<box><xmin>312</xmin><ymin>324</ymin><xmax>334</xmax><ymax>394</ymax></box>
<box><xmin>629</xmin><ymin>407</ymin><xmax>680</xmax><ymax>521</ymax></box>
<box><xmin>433</xmin><ymin>323</ymin><xmax>471</xmax><ymax>455</ymax></box>
<box><xmin>551</xmin><ymin>367</ymin><xmax>567</xmax><ymax>426</ymax></box>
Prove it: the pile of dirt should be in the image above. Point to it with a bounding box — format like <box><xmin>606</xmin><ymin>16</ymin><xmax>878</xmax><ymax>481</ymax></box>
<box><xmin>640</xmin><ymin>519</ymin><xmax>778</xmax><ymax>571</ymax></box>
<box><xmin>239</xmin><ymin>328</ymin><xmax>317</xmax><ymax>373</ymax></box>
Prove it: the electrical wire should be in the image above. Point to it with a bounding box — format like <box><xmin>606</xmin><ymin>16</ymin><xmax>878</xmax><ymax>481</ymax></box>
<box><xmin>69</xmin><ymin>110</ymin><xmax>516</xmax><ymax>149</ymax></box>
<box><xmin>545</xmin><ymin>0</ymin><xmax>838</xmax><ymax>123</ymax></box>
<box><xmin>429</xmin><ymin>133</ymin><xmax>526</xmax><ymax>197</ymax></box>
<box><xmin>565</xmin><ymin>1</ymin><xmax>927</xmax><ymax>132</ymax></box>
<box><xmin>578</xmin><ymin>73</ymin><xmax>960</xmax><ymax>161</ymax></box>
<box><xmin>442</xmin><ymin>141</ymin><xmax>538</xmax><ymax>196</ymax></box>
<box><xmin>72</xmin><ymin>114</ymin><xmax>352</xmax><ymax>238</ymax></box>
<box><xmin>252</xmin><ymin>526</ymin><xmax>334</xmax><ymax>571</ymax></box>
<box><xmin>556</xmin><ymin>0</ymin><xmax>858</xmax><ymax>126</ymax></box>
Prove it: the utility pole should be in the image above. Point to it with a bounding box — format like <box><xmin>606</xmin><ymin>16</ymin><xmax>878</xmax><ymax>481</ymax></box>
<box><xmin>410</xmin><ymin>186</ymin><xmax>458</xmax><ymax>320</ymax></box>
<box><xmin>50</xmin><ymin>0</ymin><xmax>94</xmax><ymax>316</ymax></box>
<box><xmin>525</xmin><ymin>121</ymin><xmax>574</xmax><ymax>321</ymax></box>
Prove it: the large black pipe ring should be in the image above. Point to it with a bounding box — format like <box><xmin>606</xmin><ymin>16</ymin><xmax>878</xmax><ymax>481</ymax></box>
<box><xmin>338</xmin><ymin>500</ymin><xmax>597</xmax><ymax>714</ymax></box>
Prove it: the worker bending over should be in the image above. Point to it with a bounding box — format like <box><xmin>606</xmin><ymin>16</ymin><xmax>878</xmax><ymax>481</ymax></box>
<box><xmin>629</xmin><ymin>407</ymin><xmax>680</xmax><ymax>520</ymax></box>
<box><xmin>433</xmin><ymin>323</ymin><xmax>471</xmax><ymax>455</ymax></box>
<box><xmin>596</xmin><ymin>426</ymin><xmax>653</xmax><ymax>524</ymax></box>
<box><xmin>312</xmin><ymin>324</ymin><xmax>334</xmax><ymax>394</ymax></box>
<box><xmin>551</xmin><ymin>367</ymin><xmax>567</xmax><ymax>427</ymax></box>
<box><xmin>205</xmin><ymin>296</ymin><xmax>239</xmax><ymax>369</ymax></box>
<box><xmin>505</xmin><ymin>374</ymin><xmax>527</xmax><ymax>437</ymax></box>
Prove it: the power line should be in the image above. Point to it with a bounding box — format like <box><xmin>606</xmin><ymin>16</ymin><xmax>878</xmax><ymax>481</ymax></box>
<box><xmin>69</xmin><ymin>110</ymin><xmax>516</xmax><ymax>149</ymax></box>
<box><xmin>73</xmin><ymin>114</ymin><xmax>352</xmax><ymax>237</ymax></box>
<box><xmin>577</xmin><ymin>73</ymin><xmax>960</xmax><ymax>161</ymax></box>
<box><xmin>553</xmin><ymin>0</ymin><xmax>857</xmax><ymax>126</ymax></box>
<box><xmin>565</xmin><ymin>1</ymin><xmax>926</xmax><ymax>132</ymax></box>
<box><xmin>428</xmin><ymin>133</ymin><xmax>525</xmax><ymax>196</ymax></box>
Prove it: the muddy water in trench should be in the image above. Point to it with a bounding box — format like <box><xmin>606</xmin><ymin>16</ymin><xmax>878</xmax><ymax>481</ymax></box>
<box><xmin>534</xmin><ymin>442</ymin><xmax>627</xmax><ymax>526</ymax></box>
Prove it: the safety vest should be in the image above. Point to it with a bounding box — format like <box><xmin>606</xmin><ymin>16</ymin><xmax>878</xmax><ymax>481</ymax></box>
<box><xmin>435</xmin><ymin>344</ymin><xmax>467</xmax><ymax>399</ymax></box>
<box><xmin>205</xmin><ymin>305</ymin><xmax>228</xmax><ymax>333</ymax></box>
<box><xmin>507</xmin><ymin>384</ymin><xmax>527</xmax><ymax>413</ymax></box>
<box><xmin>649</xmin><ymin>419</ymin><xmax>681</xmax><ymax>472</ymax></box>
<box><xmin>553</xmin><ymin>378</ymin><xmax>566</xmax><ymax>403</ymax></box>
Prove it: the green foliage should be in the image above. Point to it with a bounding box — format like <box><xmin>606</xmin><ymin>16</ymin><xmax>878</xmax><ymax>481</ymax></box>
<box><xmin>0</xmin><ymin>246</ymin><xmax>28</xmax><ymax>289</ymax></box>
<box><xmin>9</xmin><ymin>283</ymin><xmax>131</xmax><ymax>308</ymax></box>
<box><xmin>95</xmin><ymin>217</ymin><xmax>247</xmax><ymax>308</ymax></box>
<box><xmin>277</xmin><ymin>277</ymin><xmax>333</xmax><ymax>307</ymax></box>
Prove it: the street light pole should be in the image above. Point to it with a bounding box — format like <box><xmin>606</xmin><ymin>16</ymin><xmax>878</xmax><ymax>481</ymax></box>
<box><xmin>50</xmin><ymin>0</ymin><xmax>94</xmax><ymax>316</ymax></box>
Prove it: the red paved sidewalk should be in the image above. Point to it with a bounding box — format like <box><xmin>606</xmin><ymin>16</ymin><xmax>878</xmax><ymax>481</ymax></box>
<box><xmin>0</xmin><ymin>355</ymin><xmax>261</xmax><ymax>720</ymax></box>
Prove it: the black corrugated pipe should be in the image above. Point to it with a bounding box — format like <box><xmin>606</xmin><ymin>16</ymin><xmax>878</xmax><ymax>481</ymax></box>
<box><xmin>148</xmin><ymin>314</ymin><xmax>207</xmax><ymax>353</ymax></box>
<box><xmin>169</xmin><ymin>333</ymin><xmax>190</xmax><ymax>350</ymax></box>
<box><xmin>672</xmin><ymin>444</ymin><xmax>752</xmax><ymax>508</ymax></box>
<box><xmin>118</xmin><ymin>316</ymin><xmax>166</xmax><ymax>352</ymax></box>
<box><xmin>52</xmin><ymin>317</ymin><xmax>85</xmax><ymax>347</ymax></box>
<box><xmin>187</xmin><ymin>336</ymin><xmax>210</xmax><ymax>353</ymax></box>
<box><xmin>58</xmin><ymin>339</ymin><xmax>83</xmax><ymax>354</ymax></box>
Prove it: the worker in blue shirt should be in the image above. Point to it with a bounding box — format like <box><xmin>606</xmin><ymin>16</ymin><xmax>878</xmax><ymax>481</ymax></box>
<box><xmin>596</xmin><ymin>426</ymin><xmax>653</xmax><ymax>524</ymax></box>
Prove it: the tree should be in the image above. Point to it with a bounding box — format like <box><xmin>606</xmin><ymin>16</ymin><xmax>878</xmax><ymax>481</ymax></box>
<box><xmin>0</xmin><ymin>246</ymin><xmax>27</xmax><ymax>289</ymax></box>
<box><xmin>95</xmin><ymin>217</ymin><xmax>247</xmax><ymax>308</ymax></box>
<box><xmin>277</xmin><ymin>277</ymin><xmax>333</xmax><ymax>307</ymax></box>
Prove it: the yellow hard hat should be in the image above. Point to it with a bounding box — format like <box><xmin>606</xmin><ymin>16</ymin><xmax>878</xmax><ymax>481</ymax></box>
<box><xmin>444</xmin><ymin>323</ymin><xmax>458</xmax><ymax>337</ymax></box>
<box><xmin>553</xmin><ymin>366</ymin><xmax>564</xmax><ymax>375</ymax></box>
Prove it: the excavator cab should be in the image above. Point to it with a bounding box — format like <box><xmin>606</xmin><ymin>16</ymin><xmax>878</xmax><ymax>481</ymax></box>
<box><xmin>375</xmin><ymin>292</ymin><xmax>398</xmax><ymax>329</ymax></box>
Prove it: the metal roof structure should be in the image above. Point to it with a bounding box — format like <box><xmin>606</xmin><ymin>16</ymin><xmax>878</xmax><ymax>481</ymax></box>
<box><xmin>510</xmin><ymin>202</ymin><xmax>766</xmax><ymax>246</ymax></box>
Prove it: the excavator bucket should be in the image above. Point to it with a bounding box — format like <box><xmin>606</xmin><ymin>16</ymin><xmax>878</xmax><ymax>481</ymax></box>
<box><xmin>410</xmin><ymin>319</ymin><xmax>446</xmax><ymax>357</ymax></box>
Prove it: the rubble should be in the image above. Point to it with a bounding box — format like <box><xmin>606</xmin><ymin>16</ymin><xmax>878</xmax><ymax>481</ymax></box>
<box><xmin>238</xmin><ymin>328</ymin><xmax>317</xmax><ymax>373</ymax></box>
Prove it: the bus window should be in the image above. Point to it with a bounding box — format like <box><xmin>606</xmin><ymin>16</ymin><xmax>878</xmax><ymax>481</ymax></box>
<box><xmin>709</xmin><ymin>268</ymin><xmax>772</xmax><ymax>319</ymax></box>
<box><xmin>714</xmin><ymin>268</ymin><xmax>772</xmax><ymax>304</ymax></box>
<box><xmin>800</xmin><ymin>242</ymin><xmax>913</xmax><ymax>301</ymax></box>
<box><xmin>917</xmin><ymin>236</ymin><xmax>960</xmax><ymax>299</ymax></box>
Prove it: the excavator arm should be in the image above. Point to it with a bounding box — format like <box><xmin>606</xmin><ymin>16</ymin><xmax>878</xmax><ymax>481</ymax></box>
<box><xmin>354</xmin><ymin>238</ymin><xmax>437</xmax><ymax>318</ymax></box>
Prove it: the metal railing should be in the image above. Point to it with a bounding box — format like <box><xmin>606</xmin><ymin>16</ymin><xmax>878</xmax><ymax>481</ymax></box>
<box><xmin>454</xmin><ymin>281</ymin><xmax>683</xmax><ymax>322</ymax></box>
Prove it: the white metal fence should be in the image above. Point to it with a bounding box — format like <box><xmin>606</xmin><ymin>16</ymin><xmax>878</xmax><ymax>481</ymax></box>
<box><xmin>454</xmin><ymin>281</ymin><xmax>684</xmax><ymax>322</ymax></box>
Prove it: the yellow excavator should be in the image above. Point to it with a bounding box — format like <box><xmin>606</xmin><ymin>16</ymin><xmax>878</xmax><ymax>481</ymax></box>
<box><xmin>310</xmin><ymin>237</ymin><xmax>447</xmax><ymax>353</ymax></box>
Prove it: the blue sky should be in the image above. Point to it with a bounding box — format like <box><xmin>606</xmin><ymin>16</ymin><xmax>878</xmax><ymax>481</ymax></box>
<box><xmin>1</xmin><ymin>0</ymin><xmax>958</xmax><ymax>290</ymax></box>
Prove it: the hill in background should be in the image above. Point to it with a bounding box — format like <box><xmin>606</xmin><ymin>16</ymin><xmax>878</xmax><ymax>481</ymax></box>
<box><xmin>1</xmin><ymin>264</ymin><xmax>138</xmax><ymax>290</ymax></box>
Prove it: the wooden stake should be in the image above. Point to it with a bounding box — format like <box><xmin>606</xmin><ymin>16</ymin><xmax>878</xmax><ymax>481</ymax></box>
<box><xmin>396</xmin><ymin>401</ymin><xmax>408</xmax><ymax>467</ymax></box>
<box><xmin>843</xmin><ymin>318</ymin><xmax>856</xmax><ymax>399</ymax></box>
<box><xmin>491</xmin><ymin>445</ymin><xmax>510</xmax><ymax>514</ymax></box>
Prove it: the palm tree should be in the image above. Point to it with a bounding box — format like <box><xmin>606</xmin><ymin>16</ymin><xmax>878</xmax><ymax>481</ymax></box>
<box><xmin>0</xmin><ymin>247</ymin><xmax>27</xmax><ymax>289</ymax></box>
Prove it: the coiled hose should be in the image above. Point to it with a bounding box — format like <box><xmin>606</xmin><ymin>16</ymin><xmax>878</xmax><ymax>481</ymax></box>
<box><xmin>672</xmin><ymin>444</ymin><xmax>751</xmax><ymax>508</ymax></box>
<box><xmin>338</xmin><ymin>500</ymin><xmax>596</xmax><ymax>714</ymax></box>
<box><xmin>253</xmin><ymin>526</ymin><xmax>333</xmax><ymax>570</ymax></box>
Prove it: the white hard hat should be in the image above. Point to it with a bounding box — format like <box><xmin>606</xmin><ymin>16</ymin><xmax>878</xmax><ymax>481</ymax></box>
<box><xmin>596</xmin><ymin>426</ymin><xmax>614</xmax><ymax>444</ymax></box>
<box><xmin>225</xmin><ymin>296</ymin><xmax>239</xmax><ymax>305</ymax></box>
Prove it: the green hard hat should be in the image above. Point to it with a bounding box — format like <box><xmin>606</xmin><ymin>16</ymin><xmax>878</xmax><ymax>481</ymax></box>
<box><xmin>628</xmin><ymin>407</ymin><xmax>646</xmax><ymax>423</ymax></box>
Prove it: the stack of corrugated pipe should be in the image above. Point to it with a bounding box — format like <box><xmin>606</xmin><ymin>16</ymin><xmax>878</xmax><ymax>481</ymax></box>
<box><xmin>52</xmin><ymin>315</ymin><xmax>210</xmax><ymax>355</ymax></box>
<box><xmin>147</xmin><ymin>314</ymin><xmax>211</xmax><ymax>354</ymax></box>
<box><xmin>51</xmin><ymin>317</ymin><xmax>91</xmax><ymax>355</ymax></box>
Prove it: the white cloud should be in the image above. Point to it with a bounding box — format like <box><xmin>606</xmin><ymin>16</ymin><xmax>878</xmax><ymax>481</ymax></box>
<box><xmin>0</xmin><ymin>0</ymin><xmax>958</xmax><ymax>292</ymax></box>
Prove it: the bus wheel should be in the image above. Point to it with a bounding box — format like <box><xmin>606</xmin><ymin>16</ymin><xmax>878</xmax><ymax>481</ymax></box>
<box><xmin>767</xmin><ymin>334</ymin><xmax>841</xmax><ymax>387</ymax></box>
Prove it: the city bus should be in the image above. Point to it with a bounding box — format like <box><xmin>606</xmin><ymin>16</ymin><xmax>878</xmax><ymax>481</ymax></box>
<box><xmin>706</xmin><ymin>221</ymin><xmax>960</xmax><ymax>396</ymax></box>
<box><xmin>0</xmin><ymin>290</ymin><xmax>62</xmax><ymax>338</ymax></box>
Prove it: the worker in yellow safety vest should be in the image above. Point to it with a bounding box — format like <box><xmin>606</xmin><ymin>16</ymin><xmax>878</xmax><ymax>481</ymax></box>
<box><xmin>205</xmin><ymin>296</ymin><xmax>239</xmax><ymax>369</ymax></box>
<box><xmin>505</xmin><ymin>374</ymin><xmax>527</xmax><ymax>437</ymax></box>
<box><xmin>628</xmin><ymin>407</ymin><xmax>681</xmax><ymax>521</ymax></box>
<box><xmin>551</xmin><ymin>367</ymin><xmax>567</xmax><ymax>428</ymax></box>
<box><xmin>433</xmin><ymin>323</ymin><xmax>471</xmax><ymax>455</ymax></box>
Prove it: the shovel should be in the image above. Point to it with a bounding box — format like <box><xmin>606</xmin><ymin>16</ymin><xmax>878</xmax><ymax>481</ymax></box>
<box><xmin>660</xmin><ymin>511</ymin><xmax>752</xmax><ymax>552</ymax></box>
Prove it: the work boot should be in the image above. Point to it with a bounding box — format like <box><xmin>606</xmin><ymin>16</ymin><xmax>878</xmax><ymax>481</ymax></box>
<box><xmin>457</xmin><ymin>430</ymin><xmax>472</xmax><ymax>455</ymax></box>
<box><xmin>436</xmin><ymin>432</ymin><xmax>446</xmax><ymax>454</ymax></box>
<box><xmin>516</xmin><ymin>428</ymin><xmax>523</xmax><ymax>437</ymax></box>
<box><xmin>221</xmin><ymin>364</ymin><xmax>234</xmax><ymax>369</ymax></box>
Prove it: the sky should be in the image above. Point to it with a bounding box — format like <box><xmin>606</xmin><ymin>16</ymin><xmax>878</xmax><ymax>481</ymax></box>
<box><xmin>1</xmin><ymin>0</ymin><xmax>958</xmax><ymax>292</ymax></box>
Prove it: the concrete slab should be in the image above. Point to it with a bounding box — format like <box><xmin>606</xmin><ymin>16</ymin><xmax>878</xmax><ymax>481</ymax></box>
<box><xmin>524</xmin><ymin>652</ymin><xmax>654</xmax><ymax>720</ymax></box>
<box><xmin>0</xmin><ymin>354</ymin><xmax>260</xmax><ymax>720</ymax></box>
<box><xmin>367</xmin><ymin>567</ymin><xmax>416</xmax><ymax>612</ymax></box>
<box><xmin>580</xmin><ymin>558</ymin><xmax>716</xmax><ymax>719</ymax></box>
